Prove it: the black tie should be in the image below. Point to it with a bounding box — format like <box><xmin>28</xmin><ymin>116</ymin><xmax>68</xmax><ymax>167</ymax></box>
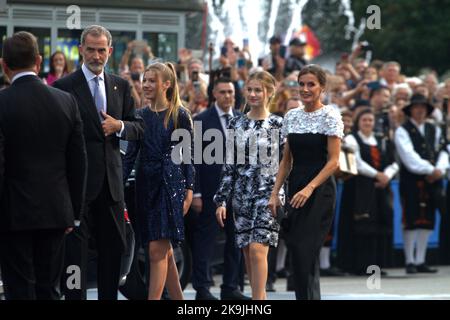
<box><xmin>223</xmin><ymin>114</ymin><xmax>231</xmax><ymax>128</ymax></box>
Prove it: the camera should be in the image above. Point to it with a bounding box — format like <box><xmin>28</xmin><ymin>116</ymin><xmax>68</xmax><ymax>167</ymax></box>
<box><xmin>360</xmin><ymin>41</ymin><xmax>372</xmax><ymax>52</ymax></box>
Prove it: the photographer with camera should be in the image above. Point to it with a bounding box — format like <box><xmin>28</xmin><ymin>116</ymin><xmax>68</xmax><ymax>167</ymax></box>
<box><xmin>180</xmin><ymin>59</ymin><xmax>209</xmax><ymax>116</ymax></box>
<box><xmin>367</xmin><ymin>83</ymin><xmax>393</xmax><ymax>139</ymax></box>
<box><xmin>119</xmin><ymin>40</ymin><xmax>153</xmax><ymax>74</ymax></box>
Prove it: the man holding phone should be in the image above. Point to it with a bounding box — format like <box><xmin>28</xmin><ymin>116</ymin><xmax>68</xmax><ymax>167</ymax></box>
<box><xmin>262</xmin><ymin>36</ymin><xmax>286</xmax><ymax>81</ymax></box>
<box><xmin>284</xmin><ymin>37</ymin><xmax>307</xmax><ymax>76</ymax></box>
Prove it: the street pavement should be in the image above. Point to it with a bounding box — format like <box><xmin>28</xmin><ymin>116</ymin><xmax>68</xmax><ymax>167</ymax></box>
<box><xmin>86</xmin><ymin>265</ymin><xmax>450</xmax><ymax>300</ymax></box>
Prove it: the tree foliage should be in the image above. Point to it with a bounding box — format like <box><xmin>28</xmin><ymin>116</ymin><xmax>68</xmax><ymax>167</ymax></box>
<box><xmin>352</xmin><ymin>0</ymin><xmax>450</xmax><ymax>77</ymax></box>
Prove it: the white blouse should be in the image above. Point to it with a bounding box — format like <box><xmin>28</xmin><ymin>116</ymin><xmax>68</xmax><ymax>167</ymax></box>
<box><xmin>344</xmin><ymin>131</ymin><xmax>399</xmax><ymax>179</ymax></box>
<box><xmin>394</xmin><ymin>120</ymin><xmax>449</xmax><ymax>176</ymax></box>
<box><xmin>282</xmin><ymin>105</ymin><xmax>344</xmax><ymax>140</ymax></box>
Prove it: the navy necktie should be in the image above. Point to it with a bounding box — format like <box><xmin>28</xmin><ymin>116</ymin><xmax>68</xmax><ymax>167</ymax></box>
<box><xmin>93</xmin><ymin>76</ymin><xmax>105</xmax><ymax>119</ymax></box>
<box><xmin>223</xmin><ymin>114</ymin><xmax>231</xmax><ymax>127</ymax></box>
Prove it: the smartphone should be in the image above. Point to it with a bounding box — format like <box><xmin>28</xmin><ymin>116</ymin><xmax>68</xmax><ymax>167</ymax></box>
<box><xmin>221</xmin><ymin>46</ymin><xmax>227</xmax><ymax>57</ymax></box>
<box><xmin>279</xmin><ymin>45</ymin><xmax>287</xmax><ymax>58</ymax></box>
<box><xmin>221</xmin><ymin>67</ymin><xmax>231</xmax><ymax>79</ymax></box>
<box><xmin>191</xmin><ymin>71</ymin><xmax>199</xmax><ymax>82</ymax></box>
<box><xmin>366</xmin><ymin>81</ymin><xmax>380</xmax><ymax>90</ymax></box>
<box><xmin>243</xmin><ymin>38</ymin><xmax>249</xmax><ymax>48</ymax></box>
<box><xmin>237</xmin><ymin>58</ymin><xmax>246</xmax><ymax>68</ymax></box>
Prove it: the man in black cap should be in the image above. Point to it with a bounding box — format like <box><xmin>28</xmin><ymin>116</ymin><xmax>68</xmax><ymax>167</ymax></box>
<box><xmin>262</xmin><ymin>35</ymin><xmax>285</xmax><ymax>81</ymax></box>
<box><xmin>284</xmin><ymin>37</ymin><xmax>307</xmax><ymax>76</ymax></box>
<box><xmin>394</xmin><ymin>93</ymin><xmax>448</xmax><ymax>274</ymax></box>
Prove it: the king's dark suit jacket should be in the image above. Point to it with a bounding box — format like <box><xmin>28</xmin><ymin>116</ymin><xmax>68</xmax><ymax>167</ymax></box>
<box><xmin>54</xmin><ymin>69</ymin><xmax>144</xmax><ymax>204</ymax></box>
<box><xmin>0</xmin><ymin>75</ymin><xmax>87</xmax><ymax>231</ymax></box>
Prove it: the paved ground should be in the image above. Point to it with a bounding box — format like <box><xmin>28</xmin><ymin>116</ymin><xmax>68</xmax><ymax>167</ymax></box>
<box><xmin>86</xmin><ymin>265</ymin><xmax>450</xmax><ymax>300</ymax></box>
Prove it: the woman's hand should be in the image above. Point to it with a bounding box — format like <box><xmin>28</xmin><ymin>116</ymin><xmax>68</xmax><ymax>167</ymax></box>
<box><xmin>216</xmin><ymin>206</ymin><xmax>226</xmax><ymax>228</ymax></box>
<box><xmin>183</xmin><ymin>189</ymin><xmax>193</xmax><ymax>216</ymax></box>
<box><xmin>290</xmin><ymin>185</ymin><xmax>315</xmax><ymax>209</ymax></box>
<box><xmin>375</xmin><ymin>172</ymin><xmax>389</xmax><ymax>189</ymax></box>
<box><xmin>268</xmin><ymin>193</ymin><xmax>282</xmax><ymax>217</ymax></box>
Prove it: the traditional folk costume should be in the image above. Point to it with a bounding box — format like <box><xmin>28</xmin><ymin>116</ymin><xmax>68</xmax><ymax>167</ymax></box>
<box><xmin>338</xmin><ymin>115</ymin><xmax>398</xmax><ymax>275</ymax></box>
<box><xmin>394</xmin><ymin>94</ymin><xmax>448</xmax><ymax>273</ymax></box>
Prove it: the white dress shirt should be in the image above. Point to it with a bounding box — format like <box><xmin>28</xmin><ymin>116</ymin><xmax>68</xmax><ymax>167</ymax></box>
<box><xmin>344</xmin><ymin>131</ymin><xmax>399</xmax><ymax>179</ymax></box>
<box><xmin>214</xmin><ymin>103</ymin><xmax>235</xmax><ymax>133</ymax></box>
<box><xmin>394</xmin><ymin>119</ymin><xmax>449</xmax><ymax>175</ymax></box>
<box><xmin>11</xmin><ymin>71</ymin><xmax>37</xmax><ymax>83</ymax></box>
<box><xmin>81</xmin><ymin>64</ymin><xmax>124</xmax><ymax>137</ymax></box>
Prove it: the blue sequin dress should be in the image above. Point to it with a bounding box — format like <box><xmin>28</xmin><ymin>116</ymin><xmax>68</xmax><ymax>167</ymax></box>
<box><xmin>123</xmin><ymin>107</ymin><xmax>195</xmax><ymax>245</ymax></box>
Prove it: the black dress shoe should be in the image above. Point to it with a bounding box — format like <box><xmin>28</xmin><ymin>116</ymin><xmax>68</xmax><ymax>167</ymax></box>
<box><xmin>195</xmin><ymin>289</ymin><xmax>218</xmax><ymax>300</ymax></box>
<box><xmin>266</xmin><ymin>281</ymin><xmax>276</xmax><ymax>292</ymax></box>
<box><xmin>276</xmin><ymin>268</ymin><xmax>289</xmax><ymax>278</ymax></box>
<box><xmin>406</xmin><ymin>263</ymin><xmax>417</xmax><ymax>274</ymax></box>
<box><xmin>220</xmin><ymin>289</ymin><xmax>251</xmax><ymax>300</ymax></box>
<box><xmin>416</xmin><ymin>264</ymin><xmax>438</xmax><ymax>273</ymax></box>
<box><xmin>286</xmin><ymin>275</ymin><xmax>295</xmax><ymax>291</ymax></box>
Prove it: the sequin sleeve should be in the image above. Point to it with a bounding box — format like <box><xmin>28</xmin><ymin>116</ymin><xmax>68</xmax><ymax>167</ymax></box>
<box><xmin>323</xmin><ymin>107</ymin><xmax>344</xmax><ymax>139</ymax></box>
<box><xmin>281</xmin><ymin>110</ymin><xmax>291</xmax><ymax>141</ymax></box>
<box><xmin>179</xmin><ymin>108</ymin><xmax>195</xmax><ymax>190</ymax></box>
<box><xmin>213</xmin><ymin>117</ymin><xmax>238</xmax><ymax>207</ymax></box>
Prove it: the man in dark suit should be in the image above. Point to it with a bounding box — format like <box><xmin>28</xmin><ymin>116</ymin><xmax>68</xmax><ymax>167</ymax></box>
<box><xmin>187</xmin><ymin>78</ymin><xmax>249</xmax><ymax>300</ymax></box>
<box><xmin>53</xmin><ymin>25</ymin><xmax>144</xmax><ymax>300</ymax></box>
<box><xmin>0</xmin><ymin>31</ymin><xmax>87</xmax><ymax>300</ymax></box>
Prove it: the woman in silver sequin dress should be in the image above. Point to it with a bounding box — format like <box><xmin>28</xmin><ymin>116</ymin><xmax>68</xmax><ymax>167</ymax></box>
<box><xmin>214</xmin><ymin>71</ymin><xmax>283</xmax><ymax>300</ymax></box>
<box><xmin>269</xmin><ymin>65</ymin><xmax>343</xmax><ymax>300</ymax></box>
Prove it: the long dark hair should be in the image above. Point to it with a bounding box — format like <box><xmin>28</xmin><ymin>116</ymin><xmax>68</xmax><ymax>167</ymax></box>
<box><xmin>49</xmin><ymin>51</ymin><xmax>68</xmax><ymax>75</ymax></box>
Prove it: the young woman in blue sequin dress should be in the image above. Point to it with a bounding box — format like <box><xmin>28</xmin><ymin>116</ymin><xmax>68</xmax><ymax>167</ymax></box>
<box><xmin>123</xmin><ymin>62</ymin><xmax>194</xmax><ymax>300</ymax></box>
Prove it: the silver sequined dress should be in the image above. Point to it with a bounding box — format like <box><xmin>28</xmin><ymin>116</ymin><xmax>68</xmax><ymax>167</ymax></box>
<box><xmin>214</xmin><ymin>114</ymin><xmax>284</xmax><ymax>248</ymax></box>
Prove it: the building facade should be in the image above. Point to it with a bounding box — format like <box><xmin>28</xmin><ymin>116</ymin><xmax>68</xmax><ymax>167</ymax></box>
<box><xmin>0</xmin><ymin>0</ymin><xmax>204</xmax><ymax>73</ymax></box>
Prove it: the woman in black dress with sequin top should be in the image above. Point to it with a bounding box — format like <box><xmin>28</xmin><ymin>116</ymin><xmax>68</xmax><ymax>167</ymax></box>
<box><xmin>269</xmin><ymin>65</ymin><xmax>343</xmax><ymax>300</ymax></box>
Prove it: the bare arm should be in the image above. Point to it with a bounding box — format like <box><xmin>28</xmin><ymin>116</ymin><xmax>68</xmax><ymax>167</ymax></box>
<box><xmin>290</xmin><ymin>136</ymin><xmax>341</xmax><ymax>208</ymax></box>
<box><xmin>271</xmin><ymin>140</ymin><xmax>292</xmax><ymax>195</ymax></box>
<box><xmin>268</xmin><ymin>140</ymin><xmax>293</xmax><ymax>216</ymax></box>
<box><xmin>119</xmin><ymin>41</ymin><xmax>134</xmax><ymax>73</ymax></box>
